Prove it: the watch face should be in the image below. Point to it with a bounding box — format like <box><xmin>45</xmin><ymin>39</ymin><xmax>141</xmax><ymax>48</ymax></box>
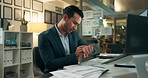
<box><xmin>145</xmin><ymin>61</ymin><xmax>148</xmax><ymax>72</ymax></box>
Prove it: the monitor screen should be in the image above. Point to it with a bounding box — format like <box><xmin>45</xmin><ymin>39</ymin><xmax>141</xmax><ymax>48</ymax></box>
<box><xmin>126</xmin><ymin>14</ymin><xmax>148</xmax><ymax>55</ymax></box>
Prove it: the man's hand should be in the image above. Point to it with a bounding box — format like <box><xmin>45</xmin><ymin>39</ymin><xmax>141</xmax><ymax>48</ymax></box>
<box><xmin>75</xmin><ymin>45</ymin><xmax>85</xmax><ymax>58</ymax></box>
<box><xmin>75</xmin><ymin>45</ymin><xmax>93</xmax><ymax>59</ymax></box>
<box><xmin>82</xmin><ymin>45</ymin><xmax>93</xmax><ymax>58</ymax></box>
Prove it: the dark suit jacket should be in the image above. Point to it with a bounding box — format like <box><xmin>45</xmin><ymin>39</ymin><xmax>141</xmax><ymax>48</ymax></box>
<box><xmin>38</xmin><ymin>26</ymin><xmax>87</xmax><ymax>72</ymax></box>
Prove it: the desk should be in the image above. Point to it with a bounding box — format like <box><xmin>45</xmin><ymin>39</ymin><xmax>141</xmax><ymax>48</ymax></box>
<box><xmin>81</xmin><ymin>55</ymin><xmax>137</xmax><ymax>78</ymax></box>
<box><xmin>34</xmin><ymin>56</ymin><xmax>138</xmax><ymax>78</ymax></box>
<box><xmin>100</xmin><ymin>65</ymin><xmax>137</xmax><ymax>78</ymax></box>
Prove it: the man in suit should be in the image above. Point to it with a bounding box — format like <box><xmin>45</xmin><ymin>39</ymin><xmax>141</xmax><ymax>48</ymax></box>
<box><xmin>38</xmin><ymin>5</ymin><xmax>93</xmax><ymax>73</ymax></box>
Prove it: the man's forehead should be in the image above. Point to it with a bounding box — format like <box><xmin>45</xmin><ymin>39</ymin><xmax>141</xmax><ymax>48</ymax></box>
<box><xmin>73</xmin><ymin>13</ymin><xmax>81</xmax><ymax>18</ymax></box>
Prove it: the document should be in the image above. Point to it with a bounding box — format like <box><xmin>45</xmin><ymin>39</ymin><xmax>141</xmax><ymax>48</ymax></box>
<box><xmin>50</xmin><ymin>70</ymin><xmax>83</xmax><ymax>78</ymax></box>
<box><xmin>50</xmin><ymin>65</ymin><xmax>109</xmax><ymax>78</ymax></box>
<box><xmin>80</xmin><ymin>57</ymin><xmax>109</xmax><ymax>66</ymax></box>
<box><xmin>0</xmin><ymin>28</ymin><xmax>3</xmax><ymax>44</ymax></box>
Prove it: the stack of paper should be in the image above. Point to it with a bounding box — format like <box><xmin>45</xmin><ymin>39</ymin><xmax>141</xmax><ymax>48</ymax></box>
<box><xmin>50</xmin><ymin>65</ymin><xmax>109</xmax><ymax>78</ymax></box>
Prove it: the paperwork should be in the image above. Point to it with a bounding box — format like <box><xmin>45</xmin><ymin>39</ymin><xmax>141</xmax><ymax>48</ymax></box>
<box><xmin>50</xmin><ymin>65</ymin><xmax>109</xmax><ymax>78</ymax></box>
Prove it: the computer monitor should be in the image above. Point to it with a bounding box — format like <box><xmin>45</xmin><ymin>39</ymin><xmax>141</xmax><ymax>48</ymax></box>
<box><xmin>125</xmin><ymin>14</ymin><xmax>148</xmax><ymax>55</ymax></box>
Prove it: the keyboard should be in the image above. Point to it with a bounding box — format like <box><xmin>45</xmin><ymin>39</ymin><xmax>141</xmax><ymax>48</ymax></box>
<box><xmin>102</xmin><ymin>54</ymin><xmax>127</xmax><ymax>64</ymax></box>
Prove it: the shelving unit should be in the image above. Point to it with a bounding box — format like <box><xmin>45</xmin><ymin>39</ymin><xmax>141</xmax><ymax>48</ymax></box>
<box><xmin>0</xmin><ymin>31</ymin><xmax>33</xmax><ymax>78</ymax></box>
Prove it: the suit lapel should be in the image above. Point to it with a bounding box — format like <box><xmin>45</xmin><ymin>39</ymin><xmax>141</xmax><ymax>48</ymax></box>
<box><xmin>50</xmin><ymin>26</ymin><xmax>66</xmax><ymax>56</ymax></box>
<box><xmin>69</xmin><ymin>33</ymin><xmax>75</xmax><ymax>53</ymax></box>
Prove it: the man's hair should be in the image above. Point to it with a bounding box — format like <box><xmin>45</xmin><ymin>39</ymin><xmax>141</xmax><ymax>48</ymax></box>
<box><xmin>63</xmin><ymin>5</ymin><xmax>84</xmax><ymax>18</ymax></box>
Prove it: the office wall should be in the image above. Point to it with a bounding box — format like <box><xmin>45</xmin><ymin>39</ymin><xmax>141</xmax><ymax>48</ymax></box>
<box><xmin>0</xmin><ymin>0</ymin><xmax>65</xmax><ymax>31</ymax></box>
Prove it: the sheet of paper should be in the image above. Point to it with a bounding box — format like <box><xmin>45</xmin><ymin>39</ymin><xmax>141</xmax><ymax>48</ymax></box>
<box><xmin>83</xmin><ymin>10</ymin><xmax>93</xmax><ymax>18</ymax></box>
<box><xmin>50</xmin><ymin>65</ymin><xmax>109</xmax><ymax>78</ymax></box>
<box><xmin>50</xmin><ymin>70</ymin><xmax>83</xmax><ymax>78</ymax></box>
<box><xmin>0</xmin><ymin>28</ymin><xmax>3</xmax><ymax>44</ymax></box>
<box><xmin>100</xmin><ymin>27</ymin><xmax>112</xmax><ymax>35</ymax></box>
<box><xmin>64</xmin><ymin>65</ymin><xmax>102</xmax><ymax>75</ymax></box>
<box><xmin>82</xmin><ymin>20</ymin><xmax>92</xmax><ymax>36</ymax></box>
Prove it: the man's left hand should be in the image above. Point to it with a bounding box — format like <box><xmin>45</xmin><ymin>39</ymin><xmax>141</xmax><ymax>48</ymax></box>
<box><xmin>82</xmin><ymin>45</ymin><xmax>93</xmax><ymax>58</ymax></box>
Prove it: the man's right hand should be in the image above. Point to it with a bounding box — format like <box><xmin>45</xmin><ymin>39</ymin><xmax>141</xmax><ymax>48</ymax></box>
<box><xmin>75</xmin><ymin>45</ymin><xmax>85</xmax><ymax>58</ymax></box>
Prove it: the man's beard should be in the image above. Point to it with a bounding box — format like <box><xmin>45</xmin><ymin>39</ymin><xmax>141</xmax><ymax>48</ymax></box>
<box><xmin>63</xmin><ymin>24</ymin><xmax>70</xmax><ymax>34</ymax></box>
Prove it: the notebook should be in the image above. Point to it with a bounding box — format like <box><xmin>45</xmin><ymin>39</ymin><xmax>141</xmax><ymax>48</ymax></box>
<box><xmin>133</xmin><ymin>54</ymin><xmax>148</xmax><ymax>78</ymax></box>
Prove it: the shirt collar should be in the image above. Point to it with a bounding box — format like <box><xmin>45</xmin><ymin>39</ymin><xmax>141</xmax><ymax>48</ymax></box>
<box><xmin>55</xmin><ymin>24</ymin><xmax>68</xmax><ymax>37</ymax></box>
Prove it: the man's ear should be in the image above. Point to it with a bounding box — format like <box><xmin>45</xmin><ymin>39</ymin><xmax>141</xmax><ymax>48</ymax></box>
<box><xmin>63</xmin><ymin>14</ymin><xmax>68</xmax><ymax>21</ymax></box>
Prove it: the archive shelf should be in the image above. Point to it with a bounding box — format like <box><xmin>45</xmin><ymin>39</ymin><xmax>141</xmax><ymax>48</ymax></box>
<box><xmin>0</xmin><ymin>30</ymin><xmax>33</xmax><ymax>78</ymax></box>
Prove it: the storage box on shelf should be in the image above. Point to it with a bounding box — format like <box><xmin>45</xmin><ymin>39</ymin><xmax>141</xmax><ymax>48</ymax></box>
<box><xmin>4</xmin><ymin>49</ymin><xmax>19</xmax><ymax>67</ymax></box>
<box><xmin>21</xmin><ymin>32</ymin><xmax>33</xmax><ymax>48</ymax></box>
<box><xmin>0</xmin><ymin>30</ymin><xmax>33</xmax><ymax>78</ymax></box>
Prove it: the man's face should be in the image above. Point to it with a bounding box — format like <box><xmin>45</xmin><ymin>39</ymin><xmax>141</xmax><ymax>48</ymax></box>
<box><xmin>63</xmin><ymin>13</ymin><xmax>82</xmax><ymax>33</ymax></box>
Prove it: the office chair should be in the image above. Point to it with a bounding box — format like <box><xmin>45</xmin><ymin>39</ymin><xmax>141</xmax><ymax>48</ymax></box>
<box><xmin>33</xmin><ymin>47</ymin><xmax>45</xmax><ymax>76</ymax></box>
